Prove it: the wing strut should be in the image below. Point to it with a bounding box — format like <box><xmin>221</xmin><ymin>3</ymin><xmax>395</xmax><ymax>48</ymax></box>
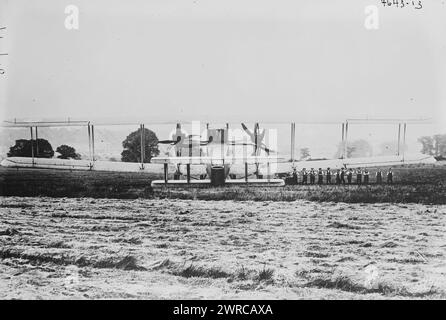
<box><xmin>30</xmin><ymin>127</ymin><xmax>35</xmax><ymax>166</ymax></box>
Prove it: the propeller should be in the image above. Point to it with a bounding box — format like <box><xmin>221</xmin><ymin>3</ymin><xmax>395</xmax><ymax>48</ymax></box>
<box><xmin>240</xmin><ymin>123</ymin><xmax>271</xmax><ymax>155</ymax></box>
<box><xmin>159</xmin><ymin>135</ymin><xmax>213</xmax><ymax>146</ymax></box>
<box><xmin>158</xmin><ymin>136</ymin><xmax>182</xmax><ymax>145</ymax></box>
<box><xmin>200</xmin><ymin>136</ymin><xmax>213</xmax><ymax>146</ymax></box>
<box><xmin>239</xmin><ymin>123</ymin><xmax>274</xmax><ymax>178</ymax></box>
<box><xmin>228</xmin><ymin>141</ymin><xmax>273</xmax><ymax>154</ymax></box>
<box><xmin>241</xmin><ymin>123</ymin><xmax>265</xmax><ymax>142</ymax></box>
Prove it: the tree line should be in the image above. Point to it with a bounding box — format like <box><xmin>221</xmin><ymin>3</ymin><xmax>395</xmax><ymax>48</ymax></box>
<box><xmin>418</xmin><ymin>134</ymin><xmax>446</xmax><ymax>159</ymax></box>
<box><xmin>6</xmin><ymin>129</ymin><xmax>446</xmax><ymax>162</ymax></box>
<box><xmin>7</xmin><ymin>128</ymin><xmax>160</xmax><ymax>162</ymax></box>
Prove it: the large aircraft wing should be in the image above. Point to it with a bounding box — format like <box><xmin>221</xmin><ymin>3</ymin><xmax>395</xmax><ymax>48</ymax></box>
<box><xmin>1</xmin><ymin>153</ymin><xmax>436</xmax><ymax>176</ymax></box>
<box><xmin>0</xmin><ymin>157</ymin><xmax>166</xmax><ymax>173</ymax></box>
<box><xmin>274</xmin><ymin>153</ymin><xmax>437</xmax><ymax>174</ymax></box>
<box><xmin>150</xmin><ymin>156</ymin><xmax>283</xmax><ymax>165</ymax></box>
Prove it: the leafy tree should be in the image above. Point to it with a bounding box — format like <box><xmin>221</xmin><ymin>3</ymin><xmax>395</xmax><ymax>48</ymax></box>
<box><xmin>418</xmin><ymin>135</ymin><xmax>446</xmax><ymax>156</ymax></box>
<box><xmin>121</xmin><ymin>128</ymin><xmax>160</xmax><ymax>163</ymax></box>
<box><xmin>334</xmin><ymin>139</ymin><xmax>373</xmax><ymax>158</ymax></box>
<box><xmin>418</xmin><ymin>136</ymin><xmax>434</xmax><ymax>155</ymax></box>
<box><xmin>433</xmin><ymin>134</ymin><xmax>446</xmax><ymax>156</ymax></box>
<box><xmin>346</xmin><ymin>146</ymin><xmax>356</xmax><ymax>158</ymax></box>
<box><xmin>56</xmin><ymin>145</ymin><xmax>81</xmax><ymax>159</ymax></box>
<box><xmin>299</xmin><ymin>147</ymin><xmax>310</xmax><ymax>160</ymax></box>
<box><xmin>7</xmin><ymin>139</ymin><xmax>54</xmax><ymax>158</ymax></box>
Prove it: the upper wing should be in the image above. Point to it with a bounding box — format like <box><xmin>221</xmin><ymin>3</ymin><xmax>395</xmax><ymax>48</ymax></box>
<box><xmin>279</xmin><ymin>154</ymin><xmax>437</xmax><ymax>173</ymax></box>
<box><xmin>151</xmin><ymin>155</ymin><xmax>284</xmax><ymax>165</ymax></box>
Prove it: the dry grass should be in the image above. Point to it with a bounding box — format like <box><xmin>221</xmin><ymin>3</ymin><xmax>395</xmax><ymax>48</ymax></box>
<box><xmin>303</xmin><ymin>274</ymin><xmax>444</xmax><ymax>298</ymax></box>
<box><xmin>0</xmin><ymin>196</ymin><xmax>445</xmax><ymax>299</ymax></box>
<box><xmin>149</xmin><ymin>259</ymin><xmax>276</xmax><ymax>284</ymax></box>
<box><xmin>235</xmin><ymin>265</ymin><xmax>250</xmax><ymax>281</ymax></box>
<box><xmin>0</xmin><ymin>248</ymin><xmax>146</xmax><ymax>271</ymax></box>
<box><xmin>0</xmin><ymin>167</ymin><xmax>158</xmax><ymax>198</ymax></box>
<box><xmin>111</xmin><ymin>237</ymin><xmax>143</xmax><ymax>245</ymax></box>
<box><xmin>93</xmin><ymin>256</ymin><xmax>147</xmax><ymax>271</ymax></box>
<box><xmin>172</xmin><ymin>264</ymin><xmax>231</xmax><ymax>279</ymax></box>
<box><xmin>157</xmin><ymin>183</ymin><xmax>446</xmax><ymax>204</ymax></box>
<box><xmin>0</xmin><ymin>228</ymin><xmax>20</xmax><ymax>236</ymax></box>
<box><xmin>2</xmin><ymin>164</ymin><xmax>446</xmax><ymax>204</ymax></box>
<box><xmin>45</xmin><ymin>240</ymin><xmax>72</xmax><ymax>249</ymax></box>
<box><xmin>256</xmin><ymin>266</ymin><xmax>275</xmax><ymax>283</ymax></box>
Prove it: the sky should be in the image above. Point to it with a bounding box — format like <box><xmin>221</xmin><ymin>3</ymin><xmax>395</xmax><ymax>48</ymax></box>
<box><xmin>0</xmin><ymin>0</ymin><xmax>445</xmax><ymax>132</ymax></box>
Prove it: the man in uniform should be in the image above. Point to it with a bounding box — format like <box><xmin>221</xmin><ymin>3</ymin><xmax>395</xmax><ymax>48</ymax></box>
<box><xmin>376</xmin><ymin>169</ymin><xmax>383</xmax><ymax>184</ymax></box>
<box><xmin>340</xmin><ymin>167</ymin><xmax>346</xmax><ymax>185</ymax></box>
<box><xmin>335</xmin><ymin>169</ymin><xmax>341</xmax><ymax>185</ymax></box>
<box><xmin>356</xmin><ymin>167</ymin><xmax>362</xmax><ymax>185</ymax></box>
<box><xmin>363</xmin><ymin>168</ymin><xmax>370</xmax><ymax>184</ymax></box>
<box><xmin>292</xmin><ymin>168</ymin><xmax>298</xmax><ymax>185</ymax></box>
<box><xmin>309</xmin><ymin>168</ymin><xmax>316</xmax><ymax>185</ymax></box>
<box><xmin>326</xmin><ymin>167</ymin><xmax>332</xmax><ymax>184</ymax></box>
<box><xmin>318</xmin><ymin>168</ymin><xmax>324</xmax><ymax>185</ymax></box>
<box><xmin>347</xmin><ymin>168</ymin><xmax>353</xmax><ymax>185</ymax></box>
<box><xmin>387</xmin><ymin>168</ymin><xmax>393</xmax><ymax>184</ymax></box>
<box><xmin>302</xmin><ymin>168</ymin><xmax>308</xmax><ymax>185</ymax></box>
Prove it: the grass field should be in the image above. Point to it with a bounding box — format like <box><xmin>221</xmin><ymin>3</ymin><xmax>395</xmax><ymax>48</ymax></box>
<box><xmin>1</xmin><ymin>163</ymin><xmax>446</xmax><ymax>203</ymax></box>
<box><xmin>0</xmin><ymin>164</ymin><xmax>445</xmax><ymax>299</ymax></box>
<box><xmin>0</xmin><ymin>196</ymin><xmax>445</xmax><ymax>299</ymax></box>
<box><xmin>0</xmin><ymin>167</ymin><xmax>159</xmax><ymax>199</ymax></box>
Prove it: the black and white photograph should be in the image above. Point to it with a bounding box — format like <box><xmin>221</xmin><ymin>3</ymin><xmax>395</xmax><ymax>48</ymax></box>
<box><xmin>0</xmin><ymin>0</ymin><xmax>445</xmax><ymax>305</ymax></box>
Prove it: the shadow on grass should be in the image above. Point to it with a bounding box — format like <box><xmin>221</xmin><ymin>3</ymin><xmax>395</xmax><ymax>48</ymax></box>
<box><xmin>0</xmin><ymin>248</ymin><xmax>146</xmax><ymax>271</ymax></box>
<box><xmin>153</xmin><ymin>260</ymin><xmax>276</xmax><ymax>284</ymax></box>
<box><xmin>303</xmin><ymin>274</ymin><xmax>444</xmax><ymax>298</ymax></box>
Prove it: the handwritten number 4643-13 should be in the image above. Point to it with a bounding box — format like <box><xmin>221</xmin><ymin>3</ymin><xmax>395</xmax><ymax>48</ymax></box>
<box><xmin>381</xmin><ymin>0</ymin><xmax>423</xmax><ymax>9</ymax></box>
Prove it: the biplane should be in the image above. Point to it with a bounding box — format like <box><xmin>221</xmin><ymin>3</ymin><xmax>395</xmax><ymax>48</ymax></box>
<box><xmin>151</xmin><ymin>122</ymin><xmax>286</xmax><ymax>187</ymax></box>
<box><xmin>0</xmin><ymin>119</ymin><xmax>437</xmax><ymax>188</ymax></box>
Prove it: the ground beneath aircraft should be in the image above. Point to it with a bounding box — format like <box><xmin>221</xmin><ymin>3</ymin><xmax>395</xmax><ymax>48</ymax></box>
<box><xmin>0</xmin><ymin>196</ymin><xmax>445</xmax><ymax>299</ymax></box>
<box><xmin>1</xmin><ymin>163</ymin><xmax>446</xmax><ymax>204</ymax></box>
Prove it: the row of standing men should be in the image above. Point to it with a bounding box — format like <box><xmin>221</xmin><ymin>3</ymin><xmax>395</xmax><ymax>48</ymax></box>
<box><xmin>289</xmin><ymin>167</ymin><xmax>394</xmax><ymax>185</ymax></box>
